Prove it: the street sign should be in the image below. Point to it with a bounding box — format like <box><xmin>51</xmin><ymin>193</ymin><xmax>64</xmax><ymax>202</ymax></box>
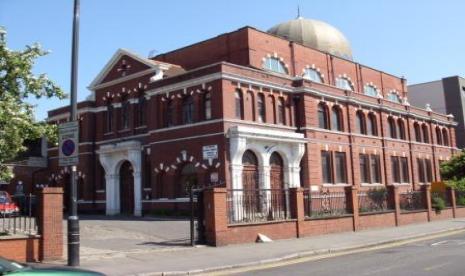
<box><xmin>59</xmin><ymin>121</ymin><xmax>79</xmax><ymax>166</ymax></box>
<box><xmin>202</xmin><ymin>145</ymin><xmax>218</xmax><ymax>160</ymax></box>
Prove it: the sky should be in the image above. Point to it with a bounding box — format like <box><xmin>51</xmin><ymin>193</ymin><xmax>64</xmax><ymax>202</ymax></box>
<box><xmin>1</xmin><ymin>0</ymin><xmax>464</xmax><ymax>120</ymax></box>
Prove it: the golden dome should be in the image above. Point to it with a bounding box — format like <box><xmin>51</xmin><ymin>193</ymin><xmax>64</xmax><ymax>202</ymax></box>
<box><xmin>267</xmin><ymin>17</ymin><xmax>353</xmax><ymax>60</ymax></box>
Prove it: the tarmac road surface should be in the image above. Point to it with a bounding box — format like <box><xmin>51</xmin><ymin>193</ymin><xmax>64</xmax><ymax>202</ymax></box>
<box><xmin>235</xmin><ymin>231</ymin><xmax>465</xmax><ymax>276</ymax></box>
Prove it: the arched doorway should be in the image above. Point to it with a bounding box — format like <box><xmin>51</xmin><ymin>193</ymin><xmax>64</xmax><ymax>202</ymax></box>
<box><xmin>242</xmin><ymin>150</ymin><xmax>259</xmax><ymax>191</ymax></box>
<box><xmin>119</xmin><ymin>161</ymin><xmax>134</xmax><ymax>214</ymax></box>
<box><xmin>270</xmin><ymin>152</ymin><xmax>284</xmax><ymax>190</ymax></box>
<box><xmin>179</xmin><ymin>163</ymin><xmax>197</xmax><ymax>197</ymax></box>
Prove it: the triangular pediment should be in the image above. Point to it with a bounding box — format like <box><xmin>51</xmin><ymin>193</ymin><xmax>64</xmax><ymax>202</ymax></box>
<box><xmin>88</xmin><ymin>48</ymin><xmax>158</xmax><ymax>90</ymax></box>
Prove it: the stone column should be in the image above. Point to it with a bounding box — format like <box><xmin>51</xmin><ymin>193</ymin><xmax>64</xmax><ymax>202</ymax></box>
<box><xmin>261</xmin><ymin>165</ymin><xmax>271</xmax><ymax>212</ymax></box>
<box><xmin>105</xmin><ymin>174</ymin><xmax>118</xmax><ymax>215</ymax></box>
<box><xmin>133</xmin><ymin>170</ymin><xmax>142</xmax><ymax>216</ymax></box>
<box><xmin>287</xmin><ymin>165</ymin><xmax>301</xmax><ymax>188</ymax></box>
<box><xmin>230</xmin><ymin>164</ymin><xmax>243</xmax><ymax>221</ymax></box>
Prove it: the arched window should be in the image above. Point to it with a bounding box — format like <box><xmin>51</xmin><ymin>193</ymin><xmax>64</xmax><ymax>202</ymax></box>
<box><xmin>318</xmin><ymin>103</ymin><xmax>329</xmax><ymax>129</ymax></box>
<box><xmin>356</xmin><ymin>110</ymin><xmax>367</xmax><ymax>134</ymax></box>
<box><xmin>248</xmin><ymin>91</ymin><xmax>255</xmax><ymax>121</ymax></box>
<box><xmin>336</xmin><ymin>77</ymin><xmax>353</xmax><ymax>91</ymax></box>
<box><xmin>421</xmin><ymin>124</ymin><xmax>429</xmax><ymax>143</ymax></box>
<box><xmin>331</xmin><ymin>106</ymin><xmax>343</xmax><ymax>131</ymax></box>
<box><xmin>121</xmin><ymin>97</ymin><xmax>130</xmax><ymax>129</ymax></box>
<box><xmin>203</xmin><ymin>92</ymin><xmax>212</xmax><ymax>120</ymax></box>
<box><xmin>387</xmin><ymin>92</ymin><xmax>401</xmax><ymax>103</ymax></box>
<box><xmin>179</xmin><ymin>163</ymin><xmax>197</xmax><ymax>196</ymax></box>
<box><xmin>263</xmin><ymin>57</ymin><xmax>288</xmax><ymax>74</ymax></box>
<box><xmin>138</xmin><ymin>96</ymin><xmax>145</xmax><ymax>126</ymax></box>
<box><xmin>435</xmin><ymin>127</ymin><xmax>443</xmax><ymax>145</ymax></box>
<box><xmin>364</xmin><ymin>85</ymin><xmax>378</xmax><ymax>97</ymax></box>
<box><xmin>277</xmin><ymin>97</ymin><xmax>285</xmax><ymax>125</ymax></box>
<box><xmin>397</xmin><ymin>119</ymin><xmax>406</xmax><ymax>140</ymax></box>
<box><xmin>388</xmin><ymin>117</ymin><xmax>397</xmax><ymax>139</ymax></box>
<box><xmin>414</xmin><ymin>122</ymin><xmax>422</xmax><ymax>142</ymax></box>
<box><xmin>242</xmin><ymin>150</ymin><xmax>258</xmax><ymax>166</ymax></box>
<box><xmin>367</xmin><ymin>113</ymin><xmax>377</xmax><ymax>136</ymax></box>
<box><xmin>303</xmin><ymin>68</ymin><xmax>322</xmax><ymax>83</ymax></box>
<box><xmin>257</xmin><ymin>93</ymin><xmax>266</xmax><ymax>123</ymax></box>
<box><xmin>106</xmin><ymin>103</ymin><xmax>113</xmax><ymax>132</ymax></box>
<box><xmin>235</xmin><ymin>89</ymin><xmax>244</xmax><ymax>119</ymax></box>
<box><xmin>182</xmin><ymin>95</ymin><xmax>194</xmax><ymax>124</ymax></box>
<box><xmin>442</xmin><ymin>129</ymin><xmax>449</xmax><ymax>146</ymax></box>
<box><xmin>165</xmin><ymin>99</ymin><xmax>175</xmax><ymax>127</ymax></box>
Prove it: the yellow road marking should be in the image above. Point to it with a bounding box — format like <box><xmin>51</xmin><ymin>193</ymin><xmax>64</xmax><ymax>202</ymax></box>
<box><xmin>205</xmin><ymin>229</ymin><xmax>465</xmax><ymax>276</ymax></box>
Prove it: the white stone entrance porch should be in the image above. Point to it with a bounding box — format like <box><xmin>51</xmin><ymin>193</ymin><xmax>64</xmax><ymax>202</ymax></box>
<box><xmin>97</xmin><ymin>141</ymin><xmax>142</xmax><ymax>216</ymax></box>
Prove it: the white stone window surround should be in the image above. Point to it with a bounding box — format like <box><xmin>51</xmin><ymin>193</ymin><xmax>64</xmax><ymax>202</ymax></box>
<box><xmin>97</xmin><ymin>140</ymin><xmax>143</xmax><ymax>216</ymax></box>
<box><xmin>335</xmin><ymin>74</ymin><xmax>355</xmax><ymax>91</ymax></box>
<box><xmin>302</xmin><ymin>64</ymin><xmax>324</xmax><ymax>83</ymax></box>
<box><xmin>262</xmin><ymin>52</ymin><xmax>289</xmax><ymax>75</ymax></box>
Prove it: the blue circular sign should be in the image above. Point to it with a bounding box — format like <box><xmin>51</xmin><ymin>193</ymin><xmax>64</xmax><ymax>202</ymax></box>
<box><xmin>62</xmin><ymin>139</ymin><xmax>76</xmax><ymax>156</ymax></box>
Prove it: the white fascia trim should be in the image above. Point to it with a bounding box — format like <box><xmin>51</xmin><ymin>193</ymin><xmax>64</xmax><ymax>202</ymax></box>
<box><xmin>95</xmin><ymin>133</ymin><xmax>149</xmax><ymax>145</ymax></box>
<box><xmin>299</xmin><ymin>87</ymin><xmax>454</xmax><ymax>126</ymax></box>
<box><xmin>149</xmin><ymin>119</ymin><xmax>223</xmax><ymax>134</ymax></box>
<box><xmin>224</xmin><ymin>119</ymin><xmax>298</xmax><ymax>131</ymax></box>
<box><xmin>90</xmin><ymin>68</ymin><xmax>157</xmax><ymax>91</ymax></box>
<box><xmin>149</xmin><ymin>132</ymin><xmax>225</xmax><ymax>145</ymax></box>
<box><xmin>47</xmin><ymin>106</ymin><xmax>107</xmax><ymax>122</ymax></box>
<box><xmin>145</xmin><ymin>72</ymin><xmax>294</xmax><ymax>98</ymax></box>
<box><xmin>228</xmin><ymin>125</ymin><xmax>306</xmax><ymax>143</ymax></box>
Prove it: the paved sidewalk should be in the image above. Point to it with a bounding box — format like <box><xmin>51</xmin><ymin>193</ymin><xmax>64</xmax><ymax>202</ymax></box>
<box><xmin>56</xmin><ymin>218</ymin><xmax>465</xmax><ymax>275</ymax></box>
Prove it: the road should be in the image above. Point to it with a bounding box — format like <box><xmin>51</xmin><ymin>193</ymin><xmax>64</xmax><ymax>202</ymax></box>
<box><xmin>235</xmin><ymin>231</ymin><xmax>465</xmax><ymax>276</ymax></box>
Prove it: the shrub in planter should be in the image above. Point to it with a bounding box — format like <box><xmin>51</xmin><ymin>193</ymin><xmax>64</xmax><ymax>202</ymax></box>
<box><xmin>432</xmin><ymin>196</ymin><xmax>446</xmax><ymax>213</ymax></box>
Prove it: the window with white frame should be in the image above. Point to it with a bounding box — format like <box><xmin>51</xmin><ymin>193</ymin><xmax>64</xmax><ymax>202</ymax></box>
<box><xmin>303</xmin><ymin>68</ymin><xmax>322</xmax><ymax>83</ymax></box>
<box><xmin>387</xmin><ymin>92</ymin><xmax>401</xmax><ymax>103</ymax></box>
<box><xmin>364</xmin><ymin>85</ymin><xmax>378</xmax><ymax>97</ymax></box>
<box><xmin>263</xmin><ymin>57</ymin><xmax>288</xmax><ymax>74</ymax></box>
<box><xmin>336</xmin><ymin>77</ymin><xmax>353</xmax><ymax>91</ymax></box>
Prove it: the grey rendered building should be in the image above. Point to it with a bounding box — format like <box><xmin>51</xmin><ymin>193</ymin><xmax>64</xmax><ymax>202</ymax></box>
<box><xmin>408</xmin><ymin>76</ymin><xmax>465</xmax><ymax>148</ymax></box>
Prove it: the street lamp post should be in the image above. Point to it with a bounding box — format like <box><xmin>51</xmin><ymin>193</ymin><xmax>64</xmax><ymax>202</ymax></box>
<box><xmin>68</xmin><ymin>0</ymin><xmax>80</xmax><ymax>267</ymax></box>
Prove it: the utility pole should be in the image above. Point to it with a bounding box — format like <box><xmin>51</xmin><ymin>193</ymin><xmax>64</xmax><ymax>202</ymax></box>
<box><xmin>68</xmin><ymin>0</ymin><xmax>80</xmax><ymax>267</ymax></box>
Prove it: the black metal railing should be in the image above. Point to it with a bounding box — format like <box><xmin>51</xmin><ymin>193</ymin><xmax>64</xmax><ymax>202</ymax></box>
<box><xmin>455</xmin><ymin>190</ymin><xmax>465</xmax><ymax>207</ymax></box>
<box><xmin>399</xmin><ymin>190</ymin><xmax>426</xmax><ymax>212</ymax></box>
<box><xmin>1</xmin><ymin>194</ymin><xmax>38</xmax><ymax>236</ymax></box>
<box><xmin>227</xmin><ymin>189</ymin><xmax>289</xmax><ymax>224</ymax></box>
<box><xmin>303</xmin><ymin>189</ymin><xmax>350</xmax><ymax>218</ymax></box>
<box><xmin>358</xmin><ymin>188</ymin><xmax>393</xmax><ymax>213</ymax></box>
<box><xmin>431</xmin><ymin>191</ymin><xmax>452</xmax><ymax>207</ymax></box>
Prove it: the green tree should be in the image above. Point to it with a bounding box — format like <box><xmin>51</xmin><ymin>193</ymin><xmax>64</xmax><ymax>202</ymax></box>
<box><xmin>0</xmin><ymin>27</ymin><xmax>65</xmax><ymax>182</ymax></box>
<box><xmin>440</xmin><ymin>149</ymin><xmax>465</xmax><ymax>191</ymax></box>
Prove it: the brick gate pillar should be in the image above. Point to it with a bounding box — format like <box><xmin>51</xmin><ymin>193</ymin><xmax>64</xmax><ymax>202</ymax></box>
<box><xmin>449</xmin><ymin>187</ymin><xmax>457</xmax><ymax>218</ymax></box>
<box><xmin>346</xmin><ymin>186</ymin><xmax>359</xmax><ymax>231</ymax></box>
<box><xmin>38</xmin><ymin>187</ymin><xmax>63</xmax><ymax>261</ymax></box>
<box><xmin>289</xmin><ymin>188</ymin><xmax>304</xmax><ymax>237</ymax></box>
<box><xmin>423</xmin><ymin>184</ymin><xmax>433</xmax><ymax>222</ymax></box>
<box><xmin>388</xmin><ymin>185</ymin><xmax>401</xmax><ymax>226</ymax></box>
<box><xmin>203</xmin><ymin>188</ymin><xmax>228</xmax><ymax>246</ymax></box>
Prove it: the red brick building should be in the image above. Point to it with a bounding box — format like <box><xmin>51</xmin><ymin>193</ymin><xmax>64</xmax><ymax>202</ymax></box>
<box><xmin>40</xmin><ymin>17</ymin><xmax>457</xmax><ymax>216</ymax></box>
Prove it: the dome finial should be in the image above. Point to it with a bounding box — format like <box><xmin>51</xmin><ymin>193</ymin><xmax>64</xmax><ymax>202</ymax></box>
<box><xmin>297</xmin><ymin>5</ymin><xmax>303</xmax><ymax>19</ymax></box>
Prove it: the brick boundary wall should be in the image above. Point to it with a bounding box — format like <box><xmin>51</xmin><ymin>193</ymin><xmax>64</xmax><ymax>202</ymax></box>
<box><xmin>203</xmin><ymin>186</ymin><xmax>464</xmax><ymax>246</ymax></box>
<box><xmin>0</xmin><ymin>187</ymin><xmax>63</xmax><ymax>263</ymax></box>
<box><xmin>0</xmin><ymin>237</ymin><xmax>40</xmax><ymax>262</ymax></box>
